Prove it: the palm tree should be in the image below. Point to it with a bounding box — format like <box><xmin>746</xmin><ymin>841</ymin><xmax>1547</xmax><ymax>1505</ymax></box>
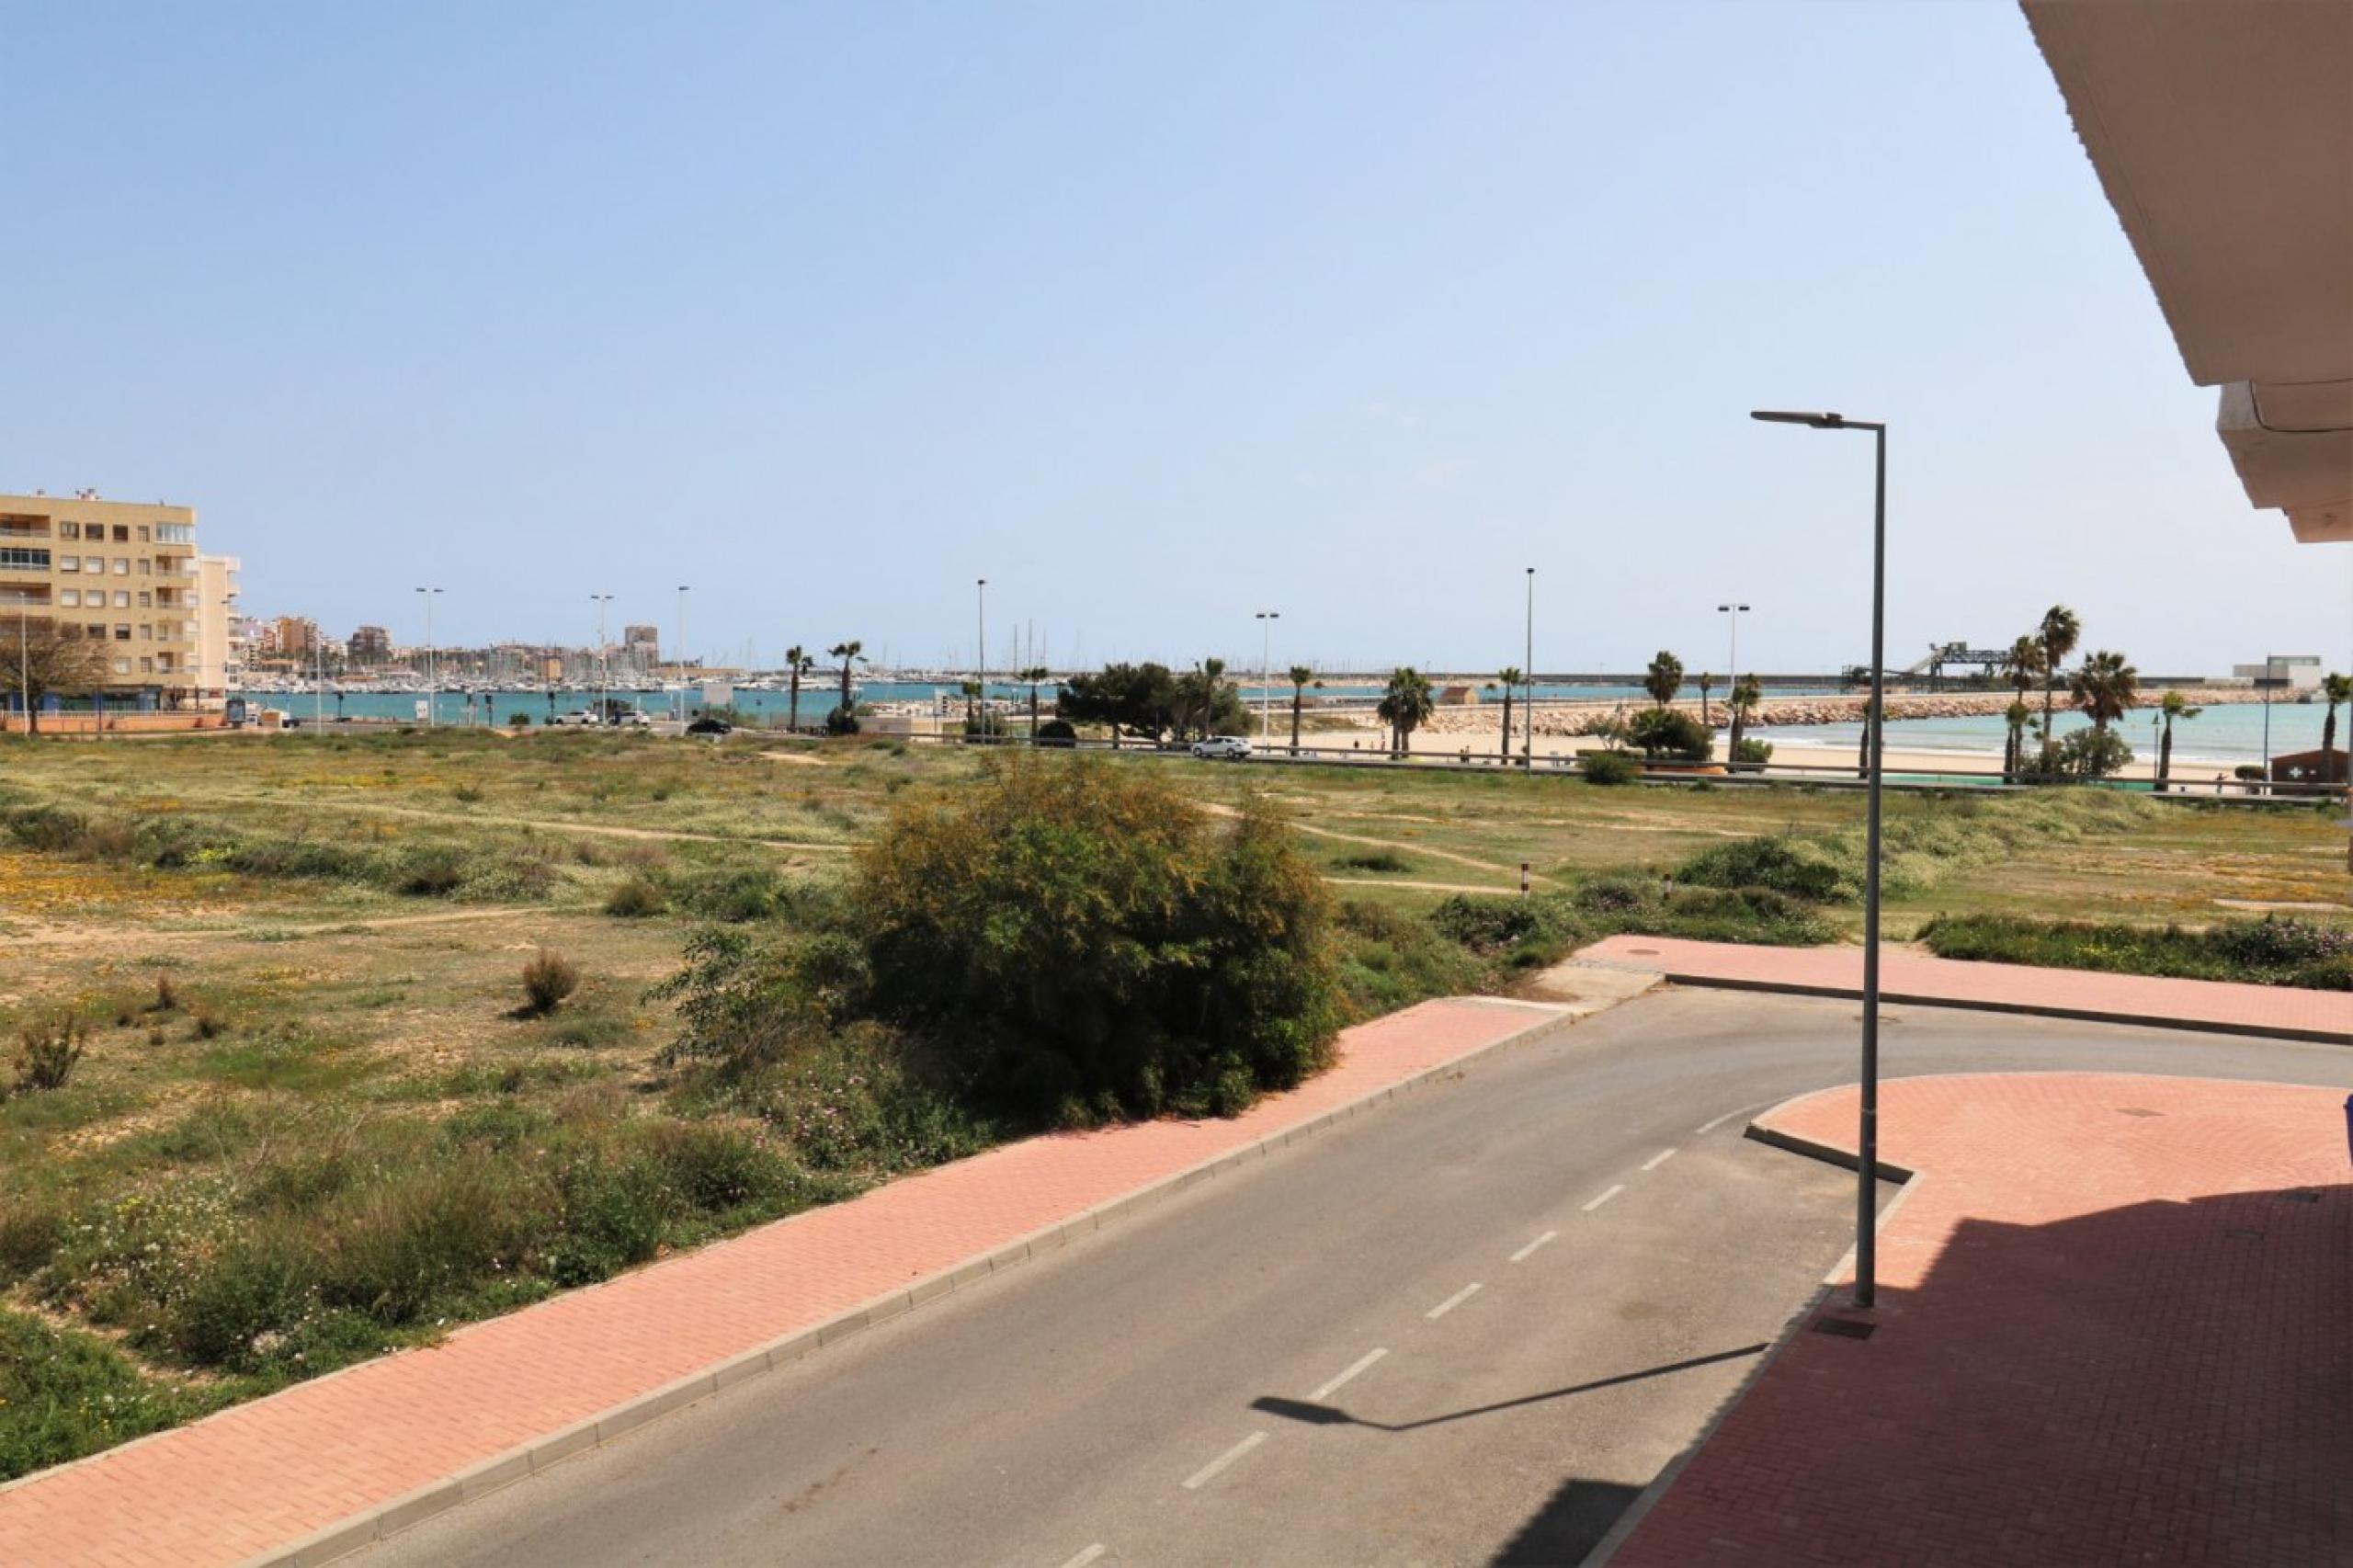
<box><xmin>2036</xmin><ymin>606</ymin><xmax>2081</xmax><ymax>762</ymax></box>
<box><xmin>1643</xmin><ymin>650</ymin><xmax>1683</xmax><ymax>709</ymax></box>
<box><xmin>2000</xmin><ymin>636</ymin><xmax>2043</xmax><ymax>778</ymax></box>
<box><xmin>1018</xmin><ymin>665</ymin><xmax>1050</xmax><ymax>737</ymax></box>
<box><xmin>2005</xmin><ymin>699</ymin><xmax>2034</xmax><ymax>781</ymax></box>
<box><xmin>1728</xmin><ymin>674</ymin><xmax>1762</xmax><ymax>763</ymax></box>
<box><xmin>784</xmin><ymin>644</ymin><xmax>815</xmax><ymax>732</ymax></box>
<box><xmin>826</xmin><ymin>641</ymin><xmax>863</xmax><ymax>715</ymax></box>
<box><xmin>1286</xmin><ymin>665</ymin><xmax>1314</xmax><ymax>752</ymax></box>
<box><xmin>1375</xmin><ymin>667</ymin><xmax>1435</xmax><ymax>756</ymax></box>
<box><xmin>1697</xmin><ymin>672</ymin><xmax>1714</xmax><ymax>728</ymax></box>
<box><xmin>1495</xmin><ymin>667</ymin><xmax>1524</xmax><ymax>762</ymax></box>
<box><xmin>2321</xmin><ymin>673</ymin><xmax>2351</xmax><ymax>780</ymax></box>
<box><xmin>2154</xmin><ymin>688</ymin><xmax>2202</xmax><ymax>792</ymax></box>
<box><xmin>2069</xmin><ymin>649</ymin><xmax>2140</xmax><ymax>733</ymax></box>
<box><xmin>1193</xmin><ymin>657</ymin><xmax>1227</xmax><ymax>741</ymax></box>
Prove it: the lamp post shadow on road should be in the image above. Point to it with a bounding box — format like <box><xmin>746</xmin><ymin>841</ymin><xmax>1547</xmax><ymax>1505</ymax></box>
<box><xmin>1750</xmin><ymin>408</ymin><xmax>1887</xmax><ymax>1311</ymax></box>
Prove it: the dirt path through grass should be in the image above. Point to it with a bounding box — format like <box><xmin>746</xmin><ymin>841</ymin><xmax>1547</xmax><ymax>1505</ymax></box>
<box><xmin>213</xmin><ymin>795</ymin><xmax>854</xmax><ymax>853</ymax></box>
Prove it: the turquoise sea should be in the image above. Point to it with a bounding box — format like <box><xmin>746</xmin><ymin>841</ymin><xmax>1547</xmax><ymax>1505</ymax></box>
<box><xmin>1752</xmin><ymin>700</ymin><xmax>2337</xmax><ymax>768</ymax></box>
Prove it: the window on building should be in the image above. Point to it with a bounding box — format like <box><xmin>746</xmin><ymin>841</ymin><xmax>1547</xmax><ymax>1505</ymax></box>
<box><xmin>0</xmin><ymin>547</ymin><xmax>51</xmax><ymax>571</ymax></box>
<box><xmin>114</xmin><ymin>624</ymin><xmax>131</xmax><ymax>642</ymax></box>
<box><xmin>137</xmin><ymin>559</ymin><xmax>152</xmax><ymax>576</ymax></box>
<box><xmin>85</xmin><ymin>556</ymin><xmax>102</xmax><ymax>573</ymax></box>
<box><xmin>59</xmin><ymin>521</ymin><xmax>78</xmax><ymax>540</ymax></box>
<box><xmin>139</xmin><ymin>624</ymin><xmax>153</xmax><ymax>641</ymax></box>
<box><xmin>85</xmin><ymin>622</ymin><xmax>104</xmax><ymax>640</ymax></box>
<box><xmin>114</xmin><ymin>657</ymin><xmax>132</xmax><ymax>675</ymax></box>
<box><xmin>137</xmin><ymin>526</ymin><xmax>151</xmax><ymax>542</ymax></box>
<box><xmin>156</xmin><ymin>524</ymin><xmax>194</xmax><ymax>545</ymax></box>
<box><xmin>111</xmin><ymin>526</ymin><xmax>130</xmax><ymax>542</ymax></box>
<box><xmin>140</xmin><ymin>656</ymin><xmax>154</xmax><ymax>673</ymax></box>
<box><xmin>113</xmin><ymin>591</ymin><xmax>130</xmax><ymax>608</ymax></box>
<box><xmin>112</xmin><ymin>558</ymin><xmax>130</xmax><ymax>575</ymax></box>
<box><xmin>138</xmin><ymin>591</ymin><xmax>152</xmax><ymax>608</ymax></box>
<box><xmin>60</xmin><ymin>589</ymin><xmax>79</xmax><ymax>608</ymax></box>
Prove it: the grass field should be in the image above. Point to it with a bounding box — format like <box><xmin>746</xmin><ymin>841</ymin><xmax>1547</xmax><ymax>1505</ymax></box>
<box><xmin>0</xmin><ymin>727</ymin><xmax>2343</xmax><ymax>1476</ymax></box>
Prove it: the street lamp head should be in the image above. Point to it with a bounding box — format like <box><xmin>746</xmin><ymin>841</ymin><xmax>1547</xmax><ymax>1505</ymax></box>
<box><xmin>1750</xmin><ymin>409</ymin><xmax>1845</xmax><ymax>428</ymax></box>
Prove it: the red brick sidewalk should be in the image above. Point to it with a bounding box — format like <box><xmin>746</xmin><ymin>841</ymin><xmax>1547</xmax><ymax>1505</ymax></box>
<box><xmin>1609</xmin><ymin>1072</ymin><xmax>2353</xmax><ymax>1567</ymax></box>
<box><xmin>1578</xmin><ymin>935</ymin><xmax>2352</xmax><ymax>1042</ymax></box>
<box><xmin>0</xmin><ymin>997</ymin><xmax>1565</xmax><ymax>1567</ymax></box>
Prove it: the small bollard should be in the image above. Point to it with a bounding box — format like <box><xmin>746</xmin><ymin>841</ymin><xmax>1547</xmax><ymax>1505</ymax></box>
<box><xmin>1520</xmin><ymin>861</ymin><xmax>1530</xmax><ymax>899</ymax></box>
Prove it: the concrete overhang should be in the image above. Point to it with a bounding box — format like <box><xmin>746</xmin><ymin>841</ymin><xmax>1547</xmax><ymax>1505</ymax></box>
<box><xmin>2022</xmin><ymin>0</ymin><xmax>2353</xmax><ymax>542</ymax></box>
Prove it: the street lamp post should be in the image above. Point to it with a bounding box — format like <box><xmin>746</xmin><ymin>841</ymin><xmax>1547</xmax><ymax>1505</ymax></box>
<box><xmin>591</xmin><ymin>595</ymin><xmax>616</xmax><ymax>724</ymax></box>
<box><xmin>975</xmin><ymin>579</ymin><xmax>988</xmax><ymax>736</ymax></box>
<box><xmin>415</xmin><ymin>587</ymin><xmax>442</xmax><ymax>726</ymax></box>
<box><xmin>2258</xmin><ymin>654</ymin><xmax>2283</xmax><ymax>788</ymax></box>
<box><xmin>1718</xmin><ymin>601</ymin><xmax>1751</xmax><ymax>684</ymax></box>
<box><xmin>676</xmin><ymin>586</ymin><xmax>690</xmax><ymax>724</ymax></box>
<box><xmin>1256</xmin><ymin>610</ymin><xmax>1279</xmax><ymax>743</ymax></box>
<box><xmin>1524</xmin><ymin>568</ymin><xmax>1535</xmax><ymax>767</ymax></box>
<box><xmin>1751</xmin><ymin>408</ymin><xmax>1887</xmax><ymax>1312</ymax></box>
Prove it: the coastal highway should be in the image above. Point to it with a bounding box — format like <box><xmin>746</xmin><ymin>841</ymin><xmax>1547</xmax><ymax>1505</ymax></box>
<box><xmin>358</xmin><ymin>991</ymin><xmax>2351</xmax><ymax>1568</ymax></box>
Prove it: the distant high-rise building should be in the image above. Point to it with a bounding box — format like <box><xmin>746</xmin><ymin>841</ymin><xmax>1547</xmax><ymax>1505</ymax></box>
<box><xmin>196</xmin><ymin>554</ymin><xmax>244</xmax><ymax>694</ymax></box>
<box><xmin>274</xmin><ymin>616</ymin><xmax>320</xmax><ymax>660</ymax></box>
<box><xmin>349</xmin><ymin>624</ymin><xmax>393</xmax><ymax>665</ymax></box>
<box><xmin>623</xmin><ymin>624</ymin><xmax>660</xmax><ymax>665</ymax></box>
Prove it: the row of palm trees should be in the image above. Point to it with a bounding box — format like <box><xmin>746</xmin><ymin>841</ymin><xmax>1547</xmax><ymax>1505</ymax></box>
<box><xmin>1995</xmin><ymin>606</ymin><xmax>2149</xmax><ymax>781</ymax></box>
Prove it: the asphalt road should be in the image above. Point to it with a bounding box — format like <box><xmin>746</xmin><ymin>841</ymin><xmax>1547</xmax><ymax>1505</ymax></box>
<box><xmin>359</xmin><ymin>991</ymin><xmax>2352</xmax><ymax>1568</ymax></box>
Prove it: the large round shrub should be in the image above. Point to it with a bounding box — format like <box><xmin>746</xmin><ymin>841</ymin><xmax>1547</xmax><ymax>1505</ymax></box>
<box><xmin>851</xmin><ymin>756</ymin><xmax>1342</xmax><ymax>1122</ymax></box>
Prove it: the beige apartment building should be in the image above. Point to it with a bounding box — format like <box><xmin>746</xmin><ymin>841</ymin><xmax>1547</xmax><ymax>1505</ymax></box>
<box><xmin>0</xmin><ymin>492</ymin><xmax>209</xmax><ymax>709</ymax></box>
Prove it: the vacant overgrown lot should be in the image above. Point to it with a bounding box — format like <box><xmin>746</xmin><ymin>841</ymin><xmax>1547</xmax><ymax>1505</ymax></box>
<box><xmin>0</xmin><ymin>728</ymin><xmax>2342</xmax><ymax>1477</ymax></box>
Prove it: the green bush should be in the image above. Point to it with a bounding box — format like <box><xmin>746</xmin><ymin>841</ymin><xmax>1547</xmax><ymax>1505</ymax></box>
<box><xmin>1677</xmin><ymin>834</ymin><xmax>1852</xmax><ymax>902</ymax></box>
<box><xmin>1731</xmin><ymin>737</ymin><xmax>1773</xmax><ymax>769</ymax></box>
<box><xmin>1921</xmin><ymin>913</ymin><xmax>2351</xmax><ymax>989</ymax></box>
<box><xmin>824</xmin><ymin>705</ymin><xmax>860</xmax><ymax>737</ymax></box>
<box><xmin>1625</xmin><ymin>708</ymin><xmax>1712</xmax><ymax>761</ymax></box>
<box><xmin>1035</xmin><ymin>719</ymin><xmax>1078</xmax><ymax>747</ymax></box>
<box><xmin>679</xmin><ymin>866</ymin><xmax>785</xmax><ymax>923</ymax></box>
<box><xmin>1579</xmin><ymin>751</ymin><xmax>1640</xmax><ymax>786</ymax></box>
<box><xmin>851</xmin><ymin>756</ymin><xmax>1342</xmax><ymax>1121</ymax></box>
<box><xmin>1334</xmin><ymin>849</ymin><xmax>1411</xmax><ymax>873</ymax></box>
<box><xmin>604</xmin><ymin>875</ymin><xmax>669</xmax><ymax>918</ymax></box>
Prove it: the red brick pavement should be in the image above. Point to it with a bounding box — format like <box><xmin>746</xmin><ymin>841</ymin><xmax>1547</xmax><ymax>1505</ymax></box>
<box><xmin>1578</xmin><ymin>934</ymin><xmax>2353</xmax><ymax>1041</ymax></box>
<box><xmin>0</xmin><ymin>996</ymin><xmax>1563</xmax><ymax>1567</ymax></box>
<box><xmin>1611</xmin><ymin>1072</ymin><xmax>2353</xmax><ymax>1567</ymax></box>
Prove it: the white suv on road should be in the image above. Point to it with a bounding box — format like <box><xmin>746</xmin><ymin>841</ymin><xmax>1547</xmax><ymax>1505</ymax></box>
<box><xmin>1190</xmin><ymin>735</ymin><xmax>1253</xmax><ymax>760</ymax></box>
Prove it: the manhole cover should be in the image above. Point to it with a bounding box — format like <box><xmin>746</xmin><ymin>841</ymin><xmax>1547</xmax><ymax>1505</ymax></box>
<box><xmin>1812</xmin><ymin>1317</ymin><xmax>1875</xmax><ymax>1340</ymax></box>
<box><xmin>2116</xmin><ymin>1108</ymin><xmax>2163</xmax><ymax>1119</ymax></box>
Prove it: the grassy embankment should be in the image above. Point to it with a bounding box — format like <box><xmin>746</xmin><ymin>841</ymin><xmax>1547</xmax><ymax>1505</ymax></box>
<box><xmin>0</xmin><ymin>729</ymin><xmax>2341</xmax><ymax>1476</ymax></box>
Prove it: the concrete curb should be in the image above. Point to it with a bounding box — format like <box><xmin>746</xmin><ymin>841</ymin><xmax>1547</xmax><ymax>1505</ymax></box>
<box><xmin>1586</xmin><ymin>1083</ymin><xmax>1918</xmax><ymax>1567</ymax></box>
<box><xmin>246</xmin><ymin>999</ymin><xmax>1590</xmax><ymax>1568</ymax></box>
<box><xmin>1651</xmin><ymin>970</ymin><xmax>2351</xmax><ymax>1048</ymax></box>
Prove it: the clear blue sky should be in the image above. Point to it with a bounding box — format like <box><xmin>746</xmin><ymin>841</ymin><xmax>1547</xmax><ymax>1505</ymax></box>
<box><xmin>7</xmin><ymin>0</ymin><xmax>2347</xmax><ymax>676</ymax></box>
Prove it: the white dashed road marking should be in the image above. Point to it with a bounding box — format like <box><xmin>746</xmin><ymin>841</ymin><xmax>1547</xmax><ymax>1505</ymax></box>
<box><xmin>1641</xmin><ymin>1147</ymin><xmax>1677</xmax><ymax>1172</ymax></box>
<box><xmin>1425</xmin><ymin>1282</ymin><xmax>1483</xmax><ymax>1320</ymax></box>
<box><xmin>1183</xmin><ymin>1432</ymin><xmax>1267</xmax><ymax>1491</ymax></box>
<box><xmin>1057</xmin><ymin>1546</ymin><xmax>1107</xmax><ymax>1568</ymax></box>
<box><xmin>1310</xmin><ymin>1347</ymin><xmax>1388</xmax><ymax>1401</ymax></box>
<box><xmin>1582</xmin><ymin>1185</ymin><xmax>1625</xmax><ymax>1213</ymax></box>
<box><xmin>1508</xmin><ymin>1230</ymin><xmax>1558</xmax><ymax>1264</ymax></box>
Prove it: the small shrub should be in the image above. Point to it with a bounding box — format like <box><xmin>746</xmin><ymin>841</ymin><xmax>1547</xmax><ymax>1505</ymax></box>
<box><xmin>824</xmin><ymin>705</ymin><xmax>860</xmax><ymax>737</ymax></box>
<box><xmin>1731</xmin><ymin>737</ymin><xmax>1773</xmax><ymax>770</ymax></box>
<box><xmin>193</xmin><ymin>1011</ymin><xmax>225</xmax><ymax>1040</ymax></box>
<box><xmin>452</xmin><ymin>785</ymin><xmax>485</xmax><ymax>803</ymax></box>
<box><xmin>521</xmin><ymin>949</ymin><xmax>581</xmax><ymax>1017</ymax></box>
<box><xmin>604</xmin><ymin>875</ymin><xmax>668</xmax><ymax>918</ymax></box>
<box><xmin>509</xmin><ymin>712</ymin><xmax>533</xmax><ymax>728</ymax></box>
<box><xmin>1625</xmin><ymin>707</ymin><xmax>1712</xmax><ymax>761</ymax></box>
<box><xmin>1579</xmin><ymin>751</ymin><xmax>1640</xmax><ymax>786</ymax></box>
<box><xmin>680</xmin><ymin>866</ymin><xmax>784</xmax><ymax>923</ymax></box>
<box><xmin>390</xmin><ymin>845</ymin><xmax>468</xmax><ymax>896</ymax></box>
<box><xmin>151</xmin><ymin>972</ymin><xmax>180</xmax><ymax>1013</ymax></box>
<box><xmin>1334</xmin><ymin>849</ymin><xmax>1411</xmax><ymax>873</ymax></box>
<box><xmin>15</xmin><ymin>1015</ymin><xmax>86</xmax><ymax>1093</ymax></box>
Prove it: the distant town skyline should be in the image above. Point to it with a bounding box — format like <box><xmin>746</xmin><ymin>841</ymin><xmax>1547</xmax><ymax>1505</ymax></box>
<box><xmin>7</xmin><ymin>2</ymin><xmax>2347</xmax><ymax>677</ymax></box>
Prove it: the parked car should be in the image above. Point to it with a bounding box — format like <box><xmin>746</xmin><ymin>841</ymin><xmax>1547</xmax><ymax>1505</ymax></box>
<box><xmin>548</xmin><ymin>710</ymin><xmax>602</xmax><ymax>727</ymax></box>
<box><xmin>685</xmin><ymin>716</ymin><xmax>734</xmax><ymax>736</ymax></box>
<box><xmin>608</xmin><ymin>710</ymin><xmax>653</xmax><ymax>728</ymax></box>
<box><xmin>1190</xmin><ymin>735</ymin><xmax>1253</xmax><ymax>760</ymax></box>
